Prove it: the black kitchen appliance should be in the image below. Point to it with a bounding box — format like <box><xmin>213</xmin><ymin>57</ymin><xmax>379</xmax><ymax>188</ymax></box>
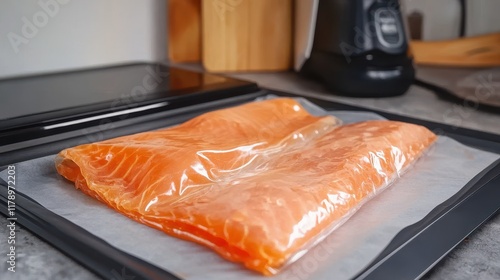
<box><xmin>295</xmin><ymin>0</ymin><xmax>415</xmax><ymax>97</ymax></box>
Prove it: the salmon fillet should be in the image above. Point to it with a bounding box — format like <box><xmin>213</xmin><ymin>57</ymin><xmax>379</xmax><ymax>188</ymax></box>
<box><xmin>56</xmin><ymin>99</ymin><xmax>339</xmax><ymax>216</ymax></box>
<box><xmin>55</xmin><ymin>98</ymin><xmax>436</xmax><ymax>275</ymax></box>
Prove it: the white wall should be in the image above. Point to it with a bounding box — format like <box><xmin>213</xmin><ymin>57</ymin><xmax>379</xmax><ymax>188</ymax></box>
<box><xmin>0</xmin><ymin>0</ymin><xmax>167</xmax><ymax>79</ymax></box>
<box><xmin>402</xmin><ymin>0</ymin><xmax>500</xmax><ymax>40</ymax></box>
<box><xmin>403</xmin><ymin>0</ymin><xmax>461</xmax><ymax>40</ymax></box>
<box><xmin>466</xmin><ymin>0</ymin><xmax>500</xmax><ymax>37</ymax></box>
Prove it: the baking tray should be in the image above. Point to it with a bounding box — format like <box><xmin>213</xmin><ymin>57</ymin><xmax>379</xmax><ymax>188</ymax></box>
<box><xmin>1</xmin><ymin>90</ymin><xmax>499</xmax><ymax>280</ymax></box>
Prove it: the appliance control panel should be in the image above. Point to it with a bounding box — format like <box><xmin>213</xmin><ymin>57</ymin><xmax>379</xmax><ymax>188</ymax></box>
<box><xmin>374</xmin><ymin>8</ymin><xmax>404</xmax><ymax>49</ymax></box>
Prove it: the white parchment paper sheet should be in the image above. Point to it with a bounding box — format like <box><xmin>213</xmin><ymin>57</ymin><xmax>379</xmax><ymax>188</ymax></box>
<box><xmin>2</xmin><ymin>98</ymin><xmax>499</xmax><ymax>280</ymax></box>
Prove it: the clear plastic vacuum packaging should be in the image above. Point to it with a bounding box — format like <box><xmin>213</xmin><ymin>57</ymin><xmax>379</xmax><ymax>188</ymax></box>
<box><xmin>55</xmin><ymin>98</ymin><xmax>437</xmax><ymax>275</ymax></box>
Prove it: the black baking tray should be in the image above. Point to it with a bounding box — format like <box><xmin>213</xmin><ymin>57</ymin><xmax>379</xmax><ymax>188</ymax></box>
<box><xmin>1</xmin><ymin>65</ymin><xmax>499</xmax><ymax>280</ymax></box>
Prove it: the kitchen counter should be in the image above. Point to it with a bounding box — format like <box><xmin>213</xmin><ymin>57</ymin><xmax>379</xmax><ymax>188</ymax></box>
<box><xmin>1</xmin><ymin>65</ymin><xmax>499</xmax><ymax>280</ymax></box>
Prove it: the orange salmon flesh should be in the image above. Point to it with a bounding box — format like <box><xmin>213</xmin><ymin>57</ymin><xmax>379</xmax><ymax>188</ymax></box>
<box><xmin>55</xmin><ymin>98</ymin><xmax>437</xmax><ymax>275</ymax></box>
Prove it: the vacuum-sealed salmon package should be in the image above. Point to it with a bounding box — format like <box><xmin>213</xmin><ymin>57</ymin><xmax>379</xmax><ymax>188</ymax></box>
<box><xmin>55</xmin><ymin>98</ymin><xmax>437</xmax><ymax>275</ymax></box>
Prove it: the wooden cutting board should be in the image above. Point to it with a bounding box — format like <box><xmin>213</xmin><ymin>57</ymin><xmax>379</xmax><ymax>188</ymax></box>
<box><xmin>168</xmin><ymin>0</ymin><xmax>201</xmax><ymax>62</ymax></box>
<box><xmin>202</xmin><ymin>0</ymin><xmax>292</xmax><ymax>72</ymax></box>
<box><xmin>411</xmin><ymin>33</ymin><xmax>500</xmax><ymax>67</ymax></box>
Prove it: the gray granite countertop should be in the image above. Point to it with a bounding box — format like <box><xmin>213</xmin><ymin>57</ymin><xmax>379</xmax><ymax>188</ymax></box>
<box><xmin>1</xmin><ymin>65</ymin><xmax>499</xmax><ymax>280</ymax></box>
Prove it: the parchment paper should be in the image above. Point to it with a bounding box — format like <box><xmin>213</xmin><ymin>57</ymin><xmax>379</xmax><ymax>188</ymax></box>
<box><xmin>1</xmin><ymin>97</ymin><xmax>499</xmax><ymax>280</ymax></box>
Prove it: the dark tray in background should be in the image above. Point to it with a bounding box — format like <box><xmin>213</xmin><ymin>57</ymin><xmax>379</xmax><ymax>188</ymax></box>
<box><xmin>0</xmin><ymin>63</ymin><xmax>260</xmax><ymax>165</ymax></box>
<box><xmin>1</xmin><ymin>64</ymin><xmax>499</xmax><ymax>280</ymax></box>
